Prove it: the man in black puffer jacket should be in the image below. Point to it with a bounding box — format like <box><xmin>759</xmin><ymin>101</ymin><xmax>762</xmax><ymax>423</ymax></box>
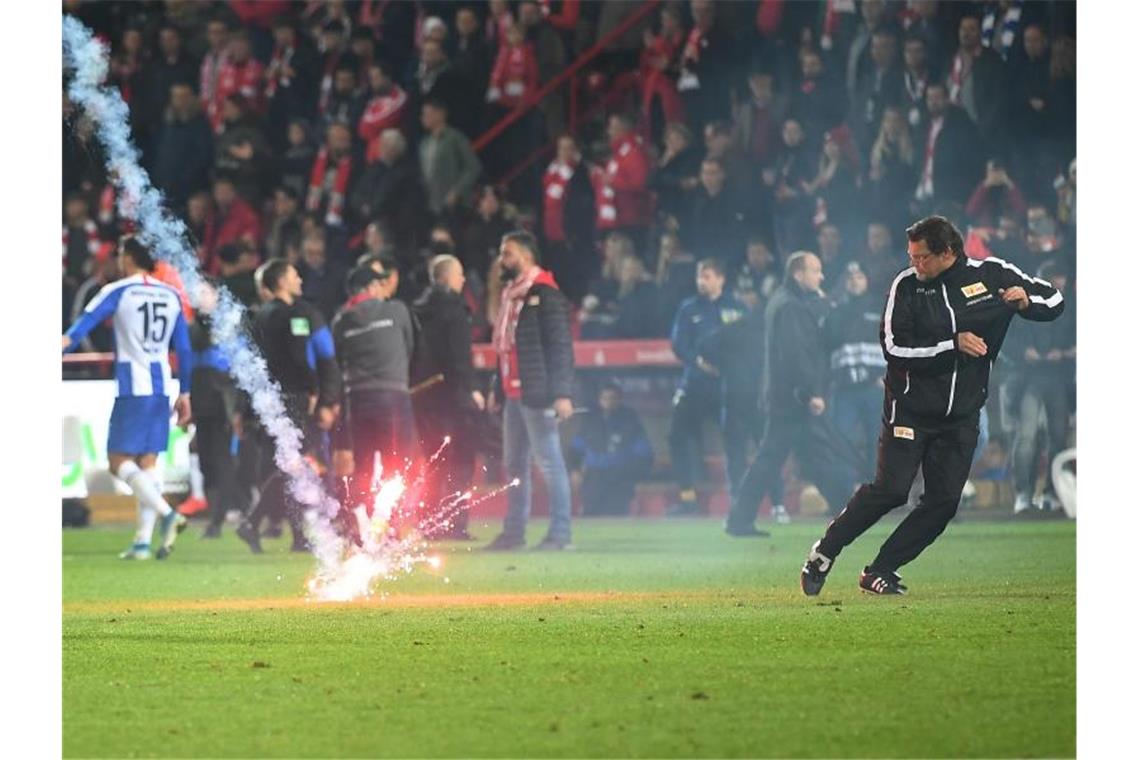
<box><xmin>802</xmin><ymin>216</ymin><xmax>1065</xmax><ymax>596</ymax></box>
<box><xmin>412</xmin><ymin>255</ymin><xmax>485</xmax><ymax>540</ymax></box>
<box><xmin>484</xmin><ymin>231</ymin><xmax>576</xmax><ymax>551</ymax></box>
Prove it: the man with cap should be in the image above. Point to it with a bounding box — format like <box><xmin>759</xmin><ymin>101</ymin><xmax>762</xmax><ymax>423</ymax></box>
<box><xmin>331</xmin><ymin>265</ymin><xmax>418</xmax><ymax>511</ymax></box>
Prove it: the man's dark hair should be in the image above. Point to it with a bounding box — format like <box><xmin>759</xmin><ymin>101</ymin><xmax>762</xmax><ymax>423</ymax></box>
<box><xmin>119</xmin><ymin>235</ymin><xmax>156</xmax><ymax>272</ymax></box>
<box><xmin>905</xmin><ymin>215</ymin><xmax>965</xmax><ymax>258</ymax></box>
<box><xmin>256</xmin><ymin>258</ymin><xmax>293</xmax><ymax>294</ymax></box>
<box><xmin>275</xmin><ymin>186</ymin><xmax>299</xmax><ymax>203</ymax></box>
<box><xmin>701</xmin><ymin>156</ymin><xmax>726</xmax><ymax>171</ymax></box>
<box><xmin>696</xmin><ymin>258</ymin><xmax>725</xmax><ymax>278</ymax></box>
<box><xmin>903</xmin><ymin>32</ymin><xmax>926</xmax><ymax>48</ymax></box>
<box><xmin>705</xmin><ymin>119</ymin><xmax>733</xmax><ymax>138</ymax></box>
<box><xmin>927</xmin><ymin>80</ymin><xmax>949</xmax><ymax>95</ymax></box>
<box><xmin>217</xmin><ymin>242</ymin><xmax>244</xmax><ymax>265</ymax></box>
<box><xmin>747</xmin><ymin>234</ymin><xmax>774</xmax><ymax>249</ymax></box>
<box><xmin>345</xmin><ymin>265</ymin><xmax>385</xmax><ymax>295</ymax></box>
<box><xmin>501</xmin><ymin>230</ymin><xmax>541</xmax><ymax>263</ymax></box>
<box><xmin>609</xmin><ymin>112</ymin><xmax>635</xmax><ymax>130</ymax></box>
<box><xmin>784</xmin><ymin>251</ymin><xmax>815</xmax><ymax>284</ymax></box>
<box><xmin>423</xmin><ymin>96</ymin><xmax>448</xmax><ymax>115</ymax></box>
<box><xmin>334</xmin><ymin>62</ymin><xmax>357</xmax><ymax>78</ymax></box>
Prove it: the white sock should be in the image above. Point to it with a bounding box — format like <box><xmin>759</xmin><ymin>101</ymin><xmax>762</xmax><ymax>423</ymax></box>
<box><xmin>116</xmin><ymin>460</ymin><xmax>173</xmax><ymax>518</ymax></box>
<box><xmin>188</xmin><ymin>453</ymin><xmax>205</xmax><ymax>500</ymax></box>
<box><xmin>136</xmin><ymin>503</ymin><xmax>158</xmax><ymax>546</ymax></box>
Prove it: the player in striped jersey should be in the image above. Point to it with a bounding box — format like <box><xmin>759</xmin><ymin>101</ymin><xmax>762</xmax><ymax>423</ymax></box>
<box><xmin>62</xmin><ymin>236</ymin><xmax>195</xmax><ymax>560</ymax></box>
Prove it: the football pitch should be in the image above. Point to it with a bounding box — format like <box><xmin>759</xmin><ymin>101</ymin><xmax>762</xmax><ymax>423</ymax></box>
<box><xmin>63</xmin><ymin>518</ymin><xmax>1075</xmax><ymax>758</ymax></box>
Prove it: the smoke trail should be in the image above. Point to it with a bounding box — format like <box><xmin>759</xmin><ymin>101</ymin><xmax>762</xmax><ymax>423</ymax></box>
<box><xmin>60</xmin><ymin>17</ymin><xmax>358</xmax><ymax>591</ymax></box>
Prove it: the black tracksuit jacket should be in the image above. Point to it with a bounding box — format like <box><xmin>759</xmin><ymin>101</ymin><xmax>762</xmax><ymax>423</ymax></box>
<box><xmin>881</xmin><ymin>254</ymin><xmax>1065</xmax><ymax>427</ymax></box>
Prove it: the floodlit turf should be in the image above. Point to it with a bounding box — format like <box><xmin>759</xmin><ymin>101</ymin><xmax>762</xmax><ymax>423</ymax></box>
<box><xmin>63</xmin><ymin>517</ymin><xmax>1075</xmax><ymax>758</ymax></box>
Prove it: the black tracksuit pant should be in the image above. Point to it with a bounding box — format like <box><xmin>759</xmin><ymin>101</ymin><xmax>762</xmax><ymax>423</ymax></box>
<box><xmin>246</xmin><ymin>392</ymin><xmax>315</xmax><ymax>546</ymax></box>
<box><xmin>196</xmin><ymin>414</ymin><xmax>239</xmax><ymax>529</ymax></box>
<box><xmin>728</xmin><ymin>411</ymin><xmax>852</xmax><ymax>530</ymax></box>
<box><xmin>818</xmin><ymin>413</ymin><xmax>979</xmax><ymax>573</ymax></box>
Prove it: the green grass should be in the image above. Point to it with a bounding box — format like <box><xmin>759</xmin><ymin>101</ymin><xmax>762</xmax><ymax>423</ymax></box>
<box><xmin>63</xmin><ymin>518</ymin><xmax>1075</xmax><ymax>758</ymax></box>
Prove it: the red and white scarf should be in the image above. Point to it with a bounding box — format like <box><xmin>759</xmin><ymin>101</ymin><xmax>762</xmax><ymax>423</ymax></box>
<box><xmin>265</xmin><ymin>44</ymin><xmax>295</xmax><ymax>100</ymax></box>
<box><xmin>306</xmin><ymin>148</ymin><xmax>352</xmax><ymax>226</ymax></box>
<box><xmin>493</xmin><ymin>265</ymin><xmax>544</xmax><ymax>355</ymax></box>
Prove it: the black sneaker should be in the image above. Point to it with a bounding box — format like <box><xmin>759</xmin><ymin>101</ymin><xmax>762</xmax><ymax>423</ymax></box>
<box><xmin>236</xmin><ymin>521</ymin><xmax>263</xmax><ymax>554</ymax></box>
<box><xmin>800</xmin><ymin>540</ymin><xmax>834</xmax><ymax>596</ymax></box>
<box><xmin>481</xmin><ymin>533</ymin><xmax>526</xmax><ymax>552</ymax></box>
<box><xmin>532</xmin><ymin>537</ymin><xmax>574</xmax><ymax>551</ymax></box>
<box><xmin>202</xmin><ymin>523</ymin><xmax>222</xmax><ymax>539</ymax></box>
<box><xmin>858</xmin><ymin>566</ymin><xmax>908</xmax><ymax>595</ymax></box>
<box><xmin>262</xmin><ymin>521</ymin><xmax>284</xmax><ymax>539</ymax></box>
<box><xmin>725</xmin><ymin>523</ymin><xmax>771</xmax><ymax>538</ymax></box>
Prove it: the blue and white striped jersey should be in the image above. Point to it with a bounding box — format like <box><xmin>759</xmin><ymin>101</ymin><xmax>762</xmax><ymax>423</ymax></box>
<box><xmin>64</xmin><ymin>273</ymin><xmax>194</xmax><ymax>398</ymax></box>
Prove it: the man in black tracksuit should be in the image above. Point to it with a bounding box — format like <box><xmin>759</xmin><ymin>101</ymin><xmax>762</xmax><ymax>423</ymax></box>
<box><xmin>332</xmin><ymin>265</ymin><xmax>418</xmax><ymax>510</ymax></box>
<box><xmin>726</xmin><ymin>252</ymin><xmax>854</xmax><ymax>536</ymax></box>
<box><xmin>238</xmin><ymin>259</ymin><xmax>342</xmax><ymax>553</ymax></box>
<box><xmin>802</xmin><ymin>216</ymin><xmax>1065</xmax><ymax>596</ymax></box>
<box><xmin>412</xmin><ymin>255</ymin><xmax>484</xmax><ymax>540</ymax></box>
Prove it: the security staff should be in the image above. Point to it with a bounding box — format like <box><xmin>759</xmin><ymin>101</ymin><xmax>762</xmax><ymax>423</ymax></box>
<box><xmin>412</xmin><ymin>254</ymin><xmax>484</xmax><ymax>540</ymax></box>
<box><xmin>236</xmin><ymin>259</ymin><xmax>341</xmax><ymax>553</ymax></box>
<box><xmin>726</xmin><ymin>252</ymin><xmax>854</xmax><ymax>537</ymax></box>
<box><xmin>801</xmin><ymin>216</ymin><xmax>1065</xmax><ymax>596</ymax></box>
<box><xmin>666</xmin><ymin>258</ymin><xmax>746</xmax><ymax>516</ymax></box>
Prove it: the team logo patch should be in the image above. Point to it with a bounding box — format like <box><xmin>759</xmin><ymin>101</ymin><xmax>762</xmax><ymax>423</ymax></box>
<box><xmin>527</xmin><ymin>296</ymin><xmax>541</xmax><ymax>306</ymax></box>
<box><xmin>961</xmin><ymin>282</ymin><xmax>988</xmax><ymax>298</ymax></box>
<box><xmin>289</xmin><ymin>318</ymin><xmax>311</xmax><ymax>336</ymax></box>
<box><xmin>893</xmin><ymin>426</ymin><xmax>915</xmax><ymax>440</ymax></box>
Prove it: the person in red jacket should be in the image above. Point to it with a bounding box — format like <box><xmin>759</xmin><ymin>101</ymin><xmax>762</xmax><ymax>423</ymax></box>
<box><xmin>358</xmin><ymin>61</ymin><xmax>408</xmax><ymax>164</ymax></box>
<box><xmin>202</xmin><ymin>177</ymin><xmax>261</xmax><ymax>275</ymax></box>
<box><xmin>639</xmin><ymin>6</ymin><xmax>686</xmax><ymax>144</ymax></box>
<box><xmin>487</xmin><ymin>24</ymin><xmax>539</xmax><ymax>111</ymax></box>
<box><xmin>604</xmin><ymin>113</ymin><xmax>653</xmax><ymax>262</ymax></box>
<box><xmin>211</xmin><ymin>30</ymin><xmax>266</xmax><ymax>133</ymax></box>
<box><xmin>543</xmin><ymin>135</ymin><xmax>596</xmax><ymax>302</ymax></box>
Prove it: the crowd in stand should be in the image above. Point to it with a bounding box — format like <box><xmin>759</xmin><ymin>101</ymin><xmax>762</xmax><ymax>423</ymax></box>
<box><xmin>62</xmin><ymin>0</ymin><xmax>1077</xmax><ymax>516</ymax></box>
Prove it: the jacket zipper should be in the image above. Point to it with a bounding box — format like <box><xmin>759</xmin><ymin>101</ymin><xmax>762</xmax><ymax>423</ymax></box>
<box><xmin>941</xmin><ymin>283</ymin><xmax>957</xmax><ymax>416</ymax></box>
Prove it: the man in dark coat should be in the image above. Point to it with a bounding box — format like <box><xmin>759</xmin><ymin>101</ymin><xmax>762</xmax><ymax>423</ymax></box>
<box><xmin>412</xmin><ymin>255</ymin><xmax>485</xmax><ymax>540</ymax></box>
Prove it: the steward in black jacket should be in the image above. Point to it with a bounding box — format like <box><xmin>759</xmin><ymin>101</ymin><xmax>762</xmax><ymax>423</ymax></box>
<box><xmin>804</xmin><ymin>216</ymin><xmax>1066</xmax><ymax>596</ymax></box>
<box><xmin>412</xmin><ymin>268</ymin><xmax>482</xmax><ymax>539</ymax></box>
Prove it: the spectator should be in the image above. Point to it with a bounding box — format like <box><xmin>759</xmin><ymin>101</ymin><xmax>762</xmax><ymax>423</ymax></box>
<box><xmin>202</xmin><ymin>177</ymin><xmax>261</xmax><ymax>275</ymax></box>
<box><xmin>110</xmin><ymin>26</ymin><xmax>146</xmax><ymax>107</ymax></box>
<box><xmin>306</xmin><ymin>121</ymin><xmax>357</xmax><ymax>228</ymax></box>
<box><xmin>733</xmin><ymin>236</ymin><xmax>779</xmax><ymax>312</ymax></box>
<box><xmin>852</xmin><ymin>27</ymin><xmax>905</xmax><ymax>153</ymax></box>
<box><xmin>451</xmin><ymin>7</ymin><xmax>493</xmax><ymax>130</ymax></box>
<box><xmin>824</xmin><ymin>261</ymin><xmax>888</xmax><ymax>483</ymax></box>
<box><xmin>461</xmin><ymin>186</ymin><xmax>515</xmax><ymax>286</ymax></box>
<box><xmin>1054</xmin><ymin>158</ymin><xmax>1076</xmax><ymax>231</ymax></box>
<box><xmin>1048</xmin><ymin>37</ymin><xmax>1076</xmax><ymax>167</ymax></box>
<box><xmin>905</xmin><ymin>0</ymin><xmax>952</xmax><ymax>74</ymax></box>
<box><xmin>806</xmin><ymin>127</ymin><xmax>862</xmax><ymax>242</ymax></box>
<box><xmin>348</xmin><ymin>26</ymin><xmax>378</xmax><ymax>81</ymax></box>
<box><xmin>265</xmin><ymin>16</ymin><xmax>321</xmax><ymax>149</ymax></box>
<box><xmin>860</xmin><ymin>221</ymin><xmax>898</xmax><ymax>294</ymax></box>
<box><xmin>789</xmin><ymin>48</ymin><xmax>847</xmax><ymax>146</ymax></box>
<box><xmin>650</xmin><ymin>122</ymin><xmax>701</xmax><ymax>230</ymax></box>
<box><xmin>580</xmin><ymin>233</ymin><xmax>634</xmax><ymax>339</ymax></box>
<box><xmin>1006</xmin><ymin>258</ymin><xmax>1076</xmax><ymax>515</ymax></box>
<box><xmin>184</xmin><ymin>191</ymin><xmax>211</xmax><ymax>260</ymax></box>
<box><xmin>349</xmin><ymin>128</ymin><xmax>429</xmax><ymax>253</ymax></box>
<box><xmin>322</xmin><ymin>63</ymin><xmax>366</xmax><ymax>137</ymax></box>
<box><xmin>298</xmin><ymin>228</ymin><xmax>349</xmax><ymax>322</ymax></box>
<box><xmin>947</xmin><ymin>14</ymin><xmax>1007</xmax><ymax>146</ymax></box>
<box><xmin>217</xmin><ymin>242</ymin><xmax>262</xmax><ymax>308</ymax></box>
<box><xmin>704</xmin><ymin>119</ymin><xmax>751</xmax><ymax>195</ymax></box>
<box><xmin>69</xmin><ymin>254</ymin><xmax>119</xmax><ymax>351</ymax></box>
<box><xmin>139</xmin><ymin>25</ymin><xmax>197</xmax><ymax>133</ymax></box>
<box><xmin>568</xmin><ymin>383</ymin><xmax>654</xmax><ymax>517</ymax></box>
<box><xmin>358</xmin><ymin>61</ymin><xmax>409</xmax><ymax>164</ymax></box>
<box><xmin>655</xmin><ymin>231</ymin><xmax>697</xmax><ymax>324</ymax></box>
<box><xmin>639</xmin><ymin>6</ymin><xmax>685</xmax><ymax>144</ymax></box>
<box><xmin>200</xmin><ymin>18</ymin><xmax>232</xmax><ymax>132</ymax></box>
<box><xmin>418</xmin><ymin>98</ymin><xmax>482</xmax><ymax>219</ymax></box>
<box><xmin>518</xmin><ymin>1</ymin><xmax>567</xmax><ymax>139</ymax></box>
<box><xmin>280</xmin><ymin>118</ymin><xmax>317</xmax><ymax>200</ymax></box>
<box><xmin>317</xmin><ymin>20</ymin><xmax>357</xmax><ymax>118</ymax></box>
<box><xmin>603</xmin><ymin>113</ymin><xmax>653</xmax><ymax>261</ymax></box>
<box><xmin>153</xmin><ymin>82</ymin><xmax>214</xmax><ymax>212</ymax></box>
<box><xmin>845</xmin><ymin>0</ymin><xmax>889</xmax><ymax>99</ymax></box>
<box><xmin>265</xmin><ymin>187</ymin><xmax>302</xmax><ymax>262</ymax></box>
<box><xmin>816</xmin><ymin>222</ymin><xmax>847</xmax><ymax>281</ymax></box>
<box><xmin>214</xmin><ymin>95</ymin><xmax>274</xmax><ymax>207</ymax></box>
<box><xmin>611</xmin><ymin>256</ymin><xmax>661</xmax><ymax>339</ymax></box>
<box><xmin>685</xmin><ymin>157</ymin><xmax>749</xmax><ymax>273</ymax></box>
<box><xmin>913</xmin><ymin>81</ymin><xmax>984</xmax><ymax>214</ymax></box>
<box><xmin>769</xmin><ymin>118</ymin><xmax>817</xmax><ymax>255</ymax></box>
<box><xmin>486</xmin><ymin>0</ymin><xmax>515</xmax><ymax>52</ymax></box>
<box><xmin>732</xmin><ymin>69</ymin><xmax>785</xmax><ymax>170</ymax></box>
<box><xmin>62</xmin><ymin>193</ymin><xmax>103</xmax><ymax>299</ymax></box>
<box><xmin>415</xmin><ymin>39</ymin><xmax>474</xmax><ymax>137</ymax></box>
<box><xmin>678</xmin><ymin>0</ymin><xmax>737</xmax><ymax>131</ymax></box>
<box><xmin>966</xmin><ymin>159</ymin><xmax>1028</xmax><ymax>229</ymax></box>
<box><xmin>866</xmin><ymin>105</ymin><xmax>917</xmax><ymax>234</ymax></box>
<box><xmin>901</xmin><ymin>34</ymin><xmax>934</xmax><ymax>130</ymax></box>
<box><xmin>487</xmin><ymin>24</ymin><xmax>540</xmax><ymax>112</ymax></box>
<box><xmin>212</xmin><ymin>30</ymin><xmax>266</xmax><ymax>133</ymax></box>
<box><xmin>542</xmin><ymin>135</ymin><xmax>596</xmax><ymax>303</ymax></box>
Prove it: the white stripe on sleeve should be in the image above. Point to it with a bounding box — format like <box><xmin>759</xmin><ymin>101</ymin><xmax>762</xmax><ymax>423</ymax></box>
<box><xmin>882</xmin><ymin>267</ymin><xmax>956</xmax><ymax>359</ymax></box>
